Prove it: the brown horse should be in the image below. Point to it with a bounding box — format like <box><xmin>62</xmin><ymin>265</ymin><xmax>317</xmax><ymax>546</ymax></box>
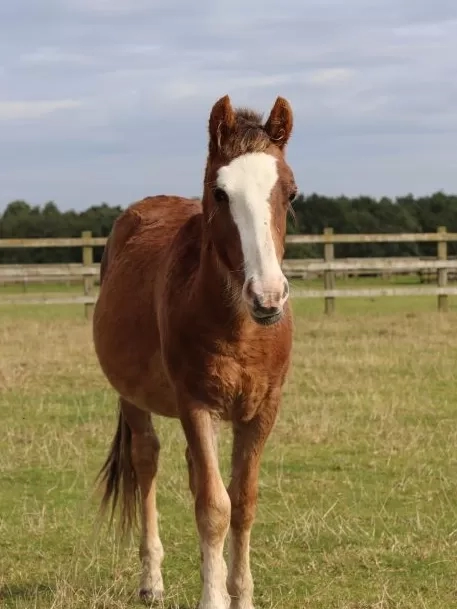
<box><xmin>92</xmin><ymin>94</ymin><xmax>297</xmax><ymax>609</ymax></box>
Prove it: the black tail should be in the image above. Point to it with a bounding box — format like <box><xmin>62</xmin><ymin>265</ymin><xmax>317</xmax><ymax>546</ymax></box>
<box><xmin>96</xmin><ymin>403</ymin><xmax>140</xmax><ymax>538</ymax></box>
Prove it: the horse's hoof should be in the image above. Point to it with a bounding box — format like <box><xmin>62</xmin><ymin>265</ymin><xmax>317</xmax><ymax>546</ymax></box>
<box><xmin>139</xmin><ymin>588</ymin><xmax>164</xmax><ymax>605</ymax></box>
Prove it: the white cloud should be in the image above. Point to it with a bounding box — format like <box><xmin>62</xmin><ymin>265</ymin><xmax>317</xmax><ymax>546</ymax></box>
<box><xmin>0</xmin><ymin>99</ymin><xmax>83</xmax><ymax>121</ymax></box>
<box><xmin>62</xmin><ymin>0</ymin><xmax>153</xmax><ymax>15</ymax></box>
<box><xmin>20</xmin><ymin>47</ymin><xmax>95</xmax><ymax>66</ymax></box>
<box><xmin>308</xmin><ymin>68</ymin><xmax>355</xmax><ymax>86</ymax></box>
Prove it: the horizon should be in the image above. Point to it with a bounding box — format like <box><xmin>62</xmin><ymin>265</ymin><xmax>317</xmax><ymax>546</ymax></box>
<box><xmin>2</xmin><ymin>188</ymin><xmax>455</xmax><ymax>217</ymax></box>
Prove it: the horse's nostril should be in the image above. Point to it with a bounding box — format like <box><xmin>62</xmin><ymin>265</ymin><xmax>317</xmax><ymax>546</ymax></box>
<box><xmin>252</xmin><ymin>295</ymin><xmax>263</xmax><ymax>312</ymax></box>
<box><xmin>253</xmin><ymin>298</ymin><xmax>280</xmax><ymax>317</ymax></box>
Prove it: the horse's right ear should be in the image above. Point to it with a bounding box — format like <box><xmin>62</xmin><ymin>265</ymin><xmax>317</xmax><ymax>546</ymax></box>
<box><xmin>208</xmin><ymin>95</ymin><xmax>235</xmax><ymax>152</ymax></box>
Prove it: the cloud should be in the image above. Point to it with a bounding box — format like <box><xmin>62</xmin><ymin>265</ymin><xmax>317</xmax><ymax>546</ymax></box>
<box><xmin>19</xmin><ymin>47</ymin><xmax>95</xmax><ymax>67</ymax></box>
<box><xmin>308</xmin><ymin>68</ymin><xmax>355</xmax><ymax>86</ymax></box>
<box><xmin>0</xmin><ymin>0</ymin><xmax>456</xmax><ymax>210</ymax></box>
<box><xmin>0</xmin><ymin>99</ymin><xmax>83</xmax><ymax>121</ymax></box>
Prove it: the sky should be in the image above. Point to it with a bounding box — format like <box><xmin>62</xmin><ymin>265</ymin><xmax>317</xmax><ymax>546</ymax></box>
<box><xmin>1</xmin><ymin>0</ymin><xmax>456</xmax><ymax>212</ymax></box>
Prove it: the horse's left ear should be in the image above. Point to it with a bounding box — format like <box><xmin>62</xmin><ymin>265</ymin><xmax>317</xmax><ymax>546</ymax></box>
<box><xmin>264</xmin><ymin>96</ymin><xmax>293</xmax><ymax>150</ymax></box>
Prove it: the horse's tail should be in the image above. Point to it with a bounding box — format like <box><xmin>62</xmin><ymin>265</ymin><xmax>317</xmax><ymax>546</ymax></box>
<box><xmin>96</xmin><ymin>402</ymin><xmax>139</xmax><ymax>538</ymax></box>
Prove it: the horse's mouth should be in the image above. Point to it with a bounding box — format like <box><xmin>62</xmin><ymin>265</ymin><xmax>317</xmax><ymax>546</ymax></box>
<box><xmin>250</xmin><ymin>309</ymin><xmax>283</xmax><ymax>326</ymax></box>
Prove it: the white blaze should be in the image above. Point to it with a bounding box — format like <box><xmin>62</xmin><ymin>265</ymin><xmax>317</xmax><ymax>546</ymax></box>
<box><xmin>216</xmin><ymin>152</ymin><xmax>283</xmax><ymax>284</ymax></box>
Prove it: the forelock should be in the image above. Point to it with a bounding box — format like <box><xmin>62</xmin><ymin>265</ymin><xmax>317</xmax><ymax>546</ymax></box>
<box><xmin>218</xmin><ymin>107</ymin><xmax>271</xmax><ymax>158</ymax></box>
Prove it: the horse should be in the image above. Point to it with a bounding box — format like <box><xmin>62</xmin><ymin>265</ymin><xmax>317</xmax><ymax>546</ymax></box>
<box><xmin>92</xmin><ymin>94</ymin><xmax>297</xmax><ymax>609</ymax></box>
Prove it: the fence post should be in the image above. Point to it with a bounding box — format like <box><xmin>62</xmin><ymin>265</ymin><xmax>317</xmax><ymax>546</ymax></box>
<box><xmin>82</xmin><ymin>230</ymin><xmax>94</xmax><ymax>320</ymax></box>
<box><xmin>323</xmin><ymin>227</ymin><xmax>335</xmax><ymax>314</ymax></box>
<box><xmin>437</xmin><ymin>226</ymin><xmax>448</xmax><ymax>312</ymax></box>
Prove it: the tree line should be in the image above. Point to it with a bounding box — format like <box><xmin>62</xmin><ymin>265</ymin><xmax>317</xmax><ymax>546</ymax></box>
<box><xmin>1</xmin><ymin>191</ymin><xmax>457</xmax><ymax>264</ymax></box>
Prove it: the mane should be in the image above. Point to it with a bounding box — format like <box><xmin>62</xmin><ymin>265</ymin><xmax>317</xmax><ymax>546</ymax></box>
<box><xmin>219</xmin><ymin>107</ymin><xmax>271</xmax><ymax>158</ymax></box>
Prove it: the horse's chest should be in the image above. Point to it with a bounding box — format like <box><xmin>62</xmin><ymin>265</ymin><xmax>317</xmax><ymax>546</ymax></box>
<box><xmin>199</xmin><ymin>355</ymin><xmax>276</xmax><ymax>421</ymax></box>
<box><xmin>165</xmin><ymin>326</ymin><xmax>291</xmax><ymax>421</ymax></box>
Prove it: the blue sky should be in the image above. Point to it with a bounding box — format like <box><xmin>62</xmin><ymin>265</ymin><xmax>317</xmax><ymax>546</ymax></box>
<box><xmin>1</xmin><ymin>0</ymin><xmax>456</xmax><ymax>211</ymax></box>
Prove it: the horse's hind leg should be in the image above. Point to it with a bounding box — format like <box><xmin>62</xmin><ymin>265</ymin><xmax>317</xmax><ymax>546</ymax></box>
<box><xmin>121</xmin><ymin>400</ymin><xmax>165</xmax><ymax>602</ymax></box>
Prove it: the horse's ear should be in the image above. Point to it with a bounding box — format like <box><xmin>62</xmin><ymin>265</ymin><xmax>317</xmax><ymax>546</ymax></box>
<box><xmin>264</xmin><ymin>96</ymin><xmax>293</xmax><ymax>150</ymax></box>
<box><xmin>209</xmin><ymin>95</ymin><xmax>236</xmax><ymax>152</ymax></box>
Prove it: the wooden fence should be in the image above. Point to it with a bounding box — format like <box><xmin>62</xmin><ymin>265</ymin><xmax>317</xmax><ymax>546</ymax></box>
<box><xmin>1</xmin><ymin>228</ymin><xmax>457</xmax><ymax>318</ymax></box>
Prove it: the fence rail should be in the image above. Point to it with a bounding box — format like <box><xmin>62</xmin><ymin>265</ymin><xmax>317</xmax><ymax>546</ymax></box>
<box><xmin>2</xmin><ymin>231</ymin><xmax>457</xmax><ymax>249</ymax></box>
<box><xmin>282</xmin><ymin>259</ymin><xmax>457</xmax><ymax>272</ymax></box>
<box><xmin>0</xmin><ymin>263</ymin><xmax>99</xmax><ymax>278</ymax></box>
<box><xmin>0</xmin><ymin>237</ymin><xmax>107</xmax><ymax>248</ymax></box>
<box><xmin>1</xmin><ymin>228</ymin><xmax>456</xmax><ymax>317</ymax></box>
<box><xmin>286</xmin><ymin>232</ymin><xmax>457</xmax><ymax>243</ymax></box>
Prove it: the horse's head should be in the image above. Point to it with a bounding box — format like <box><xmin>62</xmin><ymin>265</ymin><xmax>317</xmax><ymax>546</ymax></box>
<box><xmin>203</xmin><ymin>95</ymin><xmax>297</xmax><ymax>326</ymax></box>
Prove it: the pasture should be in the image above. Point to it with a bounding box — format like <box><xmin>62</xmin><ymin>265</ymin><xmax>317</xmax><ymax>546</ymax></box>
<box><xmin>1</xmin><ymin>295</ymin><xmax>457</xmax><ymax>608</ymax></box>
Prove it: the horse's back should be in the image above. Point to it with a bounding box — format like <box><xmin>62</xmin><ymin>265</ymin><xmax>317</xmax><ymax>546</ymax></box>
<box><xmin>93</xmin><ymin>195</ymin><xmax>201</xmax><ymax>416</ymax></box>
<box><xmin>101</xmin><ymin>195</ymin><xmax>201</xmax><ymax>278</ymax></box>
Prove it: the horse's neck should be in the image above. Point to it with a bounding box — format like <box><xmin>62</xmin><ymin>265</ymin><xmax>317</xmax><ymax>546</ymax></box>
<box><xmin>193</xmin><ymin>233</ymin><xmax>245</xmax><ymax>329</ymax></box>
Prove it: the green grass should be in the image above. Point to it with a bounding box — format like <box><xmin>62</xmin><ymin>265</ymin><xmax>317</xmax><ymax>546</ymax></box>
<box><xmin>1</xmin><ymin>293</ymin><xmax>457</xmax><ymax>608</ymax></box>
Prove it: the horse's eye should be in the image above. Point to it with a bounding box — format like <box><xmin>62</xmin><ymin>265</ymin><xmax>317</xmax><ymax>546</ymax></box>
<box><xmin>288</xmin><ymin>191</ymin><xmax>297</xmax><ymax>203</ymax></box>
<box><xmin>214</xmin><ymin>188</ymin><xmax>229</xmax><ymax>203</ymax></box>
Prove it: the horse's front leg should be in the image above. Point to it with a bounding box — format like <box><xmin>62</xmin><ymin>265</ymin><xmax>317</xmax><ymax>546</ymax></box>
<box><xmin>179</xmin><ymin>403</ymin><xmax>231</xmax><ymax>609</ymax></box>
<box><xmin>227</xmin><ymin>401</ymin><xmax>280</xmax><ymax>609</ymax></box>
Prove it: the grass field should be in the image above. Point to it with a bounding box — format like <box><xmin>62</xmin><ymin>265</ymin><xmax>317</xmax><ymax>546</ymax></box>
<box><xmin>1</xmin><ymin>289</ymin><xmax>457</xmax><ymax>608</ymax></box>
